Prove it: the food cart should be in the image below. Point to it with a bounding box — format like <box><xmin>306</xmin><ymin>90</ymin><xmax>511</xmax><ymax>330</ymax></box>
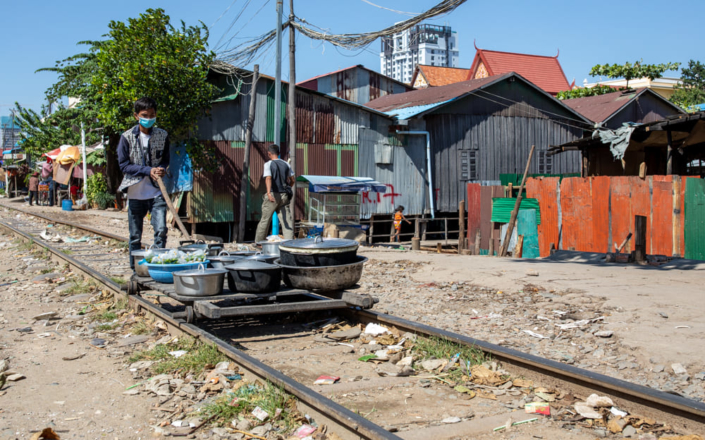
<box><xmin>296</xmin><ymin>175</ymin><xmax>386</xmax><ymax>233</ymax></box>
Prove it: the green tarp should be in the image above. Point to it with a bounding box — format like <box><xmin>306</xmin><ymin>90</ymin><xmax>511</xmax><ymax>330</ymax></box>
<box><xmin>499</xmin><ymin>173</ymin><xmax>580</xmax><ymax>187</ymax></box>
<box><xmin>491</xmin><ymin>198</ymin><xmax>541</xmax><ymax>225</ymax></box>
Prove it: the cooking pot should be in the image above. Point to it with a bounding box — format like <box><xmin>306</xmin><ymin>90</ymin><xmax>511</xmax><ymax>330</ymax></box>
<box><xmin>224</xmin><ymin>260</ymin><xmax>281</xmax><ymax>294</ymax></box>
<box><xmin>172</xmin><ymin>264</ymin><xmax>227</xmax><ymax>297</ymax></box>
<box><xmin>178</xmin><ymin>240</ymin><xmax>224</xmax><ymax>257</ymax></box>
<box><xmin>276</xmin><ymin>256</ymin><xmax>367</xmax><ymax>292</ymax></box>
<box><xmin>208</xmin><ymin>251</ymin><xmax>246</xmax><ymax>269</ymax></box>
<box><xmin>257</xmin><ymin>240</ymin><xmax>282</xmax><ymax>256</ymax></box>
<box><xmin>243</xmin><ymin>253</ymin><xmax>279</xmax><ymax>264</ymax></box>
<box><xmin>131</xmin><ymin>247</ymin><xmax>171</xmax><ymax>277</ymax></box>
<box><xmin>279</xmin><ymin>236</ymin><xmax>359</xmax><ymax>267</ymax></box>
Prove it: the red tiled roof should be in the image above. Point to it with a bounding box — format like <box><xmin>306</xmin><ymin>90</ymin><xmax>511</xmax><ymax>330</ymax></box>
<box><xmin>412</xmin><ymin>65</ymin><xmax>472</xmax><ymax>87</ymax></box>
<box><xmin>469</xmin><ymin>47</ymin><xmax>571</xmax><ymax>95</ymax></box>
<box><xmin>562</xmin><ymin>89</ymin><xmax>648</xmax><ymax>123</ymax></box>
<box><xmin>366</xmin><ymin>73</ymin><xmax>511</xmax><ymax>112</ymax></box>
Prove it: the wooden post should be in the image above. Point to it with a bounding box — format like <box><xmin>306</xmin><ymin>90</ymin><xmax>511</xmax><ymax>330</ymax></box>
<box><xmin>238</xmin><ymin>64</ymin><xmax>259</xmax><ymax>243</ymax></box>
<box><xmin>444</xmin><ymin>218</ymin><xmax>448</xmax><ymax>246</ymax></box>
<box><xmin>414</xmin><ymin>217</ymin><xmax>420</xmax><ymax>239</ymax></box>
<box><xmin>412</xmin><ymin>237</ymin><xmax>420</xmax><ymax>251</ymax></box>
<box><xmin>288</xmin><ymin>0</ymin><xmax>297</xmax><ymax>230</ymax></box>
<box><xmin>436</xmin><ymin>242</ymin><xmax>442</xmax><ymax>254</ymax></box>
<box><xmin>634</xmin><ymin>215</ymin><xmax>646</xmax><ymax>265</ymax></box>
<box><xmin>666</xmin><ymin>129</ymin><xmax>673</xmax><ymax>175</ymax></box>
<box><xmin>507</xmin><ymin>183</ymin><xmax>513</xmax><ymax>198</ymax></box>
<box><xmin>639</xmin><ymin>162</ymin><xmax>647</xmax><ymax>179</ymax></box>
<box><xmin>474</xmin><ymin>230</ymin><xmax>481</xmax><ymax>256</ymax></box>
<box><xmin>369</xmin><ymin>214</ymin><xmax>374</xmax><ymax>245</ymax></box>
<box><xmin>582</xmin><ymin>151</ymin><xmax>589</xmax><ymax>177</ymax></box>
<box><xmin>458</xmin><ymin>200</ymin><xmax>465</xmax><ymax>253</ymax></box>
<box><xmin>488</xmin><ymin>236</ymin><xmax>495</xmax><ymax>256</ymax></box>
<box><xmin>499</xmin><ymin>145</ymin><xmax>536</xmax><ymax>257</ymax></box>
<box><xmin>514</xmin><ymin>235</ymin><xmax>524</xmax><ymax>258</ymax></box>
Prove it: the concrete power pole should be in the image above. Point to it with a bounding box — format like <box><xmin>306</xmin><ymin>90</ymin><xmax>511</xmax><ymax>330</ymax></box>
<box><xmin>288</xmin><ymin>0</ymin><xmax>297</xmax><ymax>229</ymax></box>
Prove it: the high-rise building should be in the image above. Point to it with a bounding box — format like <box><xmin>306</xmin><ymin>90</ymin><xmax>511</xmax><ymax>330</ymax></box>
<box><xmin>380</xmin><ymin>24</ymin><xmax>459</xmax><ymax>84</ymax></box>
<box><xmin>0</xmin><ymin>115</ymin><xmax>21</xmax><ymax>153</ymax></box>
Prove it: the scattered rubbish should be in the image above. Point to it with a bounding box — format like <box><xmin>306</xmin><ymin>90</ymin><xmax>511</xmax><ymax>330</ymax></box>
<box><xmin>7</xmin><ymin>373</ymin><xmax>25</xmax><ymax>381</ymax></box>
<box><xmin>594</xmin><ymin>330</ymin><xmax>614</xmax><ymax>338</ymax></box>
<box><xmin>15</xmin><ymin>327</ymin><xmax>33</xmax><ymax>333</ymax></box>
<box><xmin>313</xmin><ymin>375</ymin><xmax>340</xmax><ymax>385</ymax></box>
<box><xmin>442</xmin><ymin>353</ymin><xmax>460</xmax><ymax>372</ymax></box>
<box><xmin>363</xmin><ymin>323</ymin><xmax>389</xmax><ymax>336</ymax></box>
<box><xmin>610</xmin><ymin>406</ymin><xmax>629</xmax><ymax>417</ymax></box>
<box><xmin>294</xmin><ymin>425</ymin><xmax>317</xmax><ymax>438</ymax></box>
<box><xmin>326</xmin><ymin>327</ymin><xmax>362</xmax><ymax>341</ymax></box>
<box><xmin>523</xmin><ymin>330</ymin><xmax>548</xmax><ymax>339</ymax></box>
<box><xmin>358</xmin><ymin>354</ymin><xmax>378</xmax><ymax>362</ymax></box>
<box><xmin>469</xmin><ymin>365</ymin><xmax>509</xmax><ymax>387</ymax></box>
<box><xmin>32</xmin><ymin>312</ymin><xmax>59</xmax><ymax>321</ymax></box>
<box><xmin>441</xmin><ymin>417</ymin><xmax>461</xmax><ymax>424</ymax></box>
<box><xmin>493</xmin><ymin>418</ymin><xmax>538</xmax><ymax>431</ymax></box>
<box><xmin>128</xmin><ymin>361</ymin><xmax>154</xmax><ymax>371</ymax></box>
<box><xmin>90</xmin><ymin>338</ymin><xmax>107</xmax><ymax>348</ymax></box>
<box><xmin>525</xmin><ymin>402</ymin><xmax>550</xmax><ymax>415</ymax></box>
<box><xmin>226</xmin><ymin>374</ymin><xmax>242</xmax><ymax>381</ymax></box>
<box><xmin>535</xmin><ymin>391</ymin><xmax>556</xmax><ymax>402</ymax></box>
<box><xmin>420</xmin><ymin>359</ymin><xmax>446</xmax><ymax>371</ymax></box>
<box><xmin>512</xmin><ymin>378</ymin><xmax>533</xmax><ymax>388</ymax></box>
<box><xmin>659</xmin><ymin>312</ymin><xmax>669</xmax><ymax>319</ymax></box>
<box><xmin>574</xmin><ymin>402</ymin><xmax>602</xmax><ymax>419</ymax></box>
<box><xmin>374</xmin><ymin>349</ymin><xmax>391</xmax><ymax>361</ymax></box>
<box><xmin>453</xmin><ymin>385</ymin><xmax>476</xmax><ymax>398</ymax></box>
<box><xmin>672</xmin><ymin>363</ymin><xmax>688</xmax><ymax>375</ymax></box>
<box><xmin>586</xmin><ymin>394</ymin><xmax>614</xmax><ymax>408</ymax></box>
<box><xmin>525</xmin><ymin>270</ymin><xmax>539</xmax><ymax>276</ymax></box>
<box><xmin>169</xmin><ymin>350</ymin><xmax>188</xmax><ymax>358</ymax></box>
<box><xmin>251</xmin><ymin>406</ymin><xmax>269</xmax><ymax>421</ymax></box>
<box><xmin>116</xmin><ymin>335</ymin><xmax>150</xmax><ymax>346</ymax></box>
<box><xmin>607</xmin><ymin>417</ymin><xmax>627</xmax><ymax>433</ymax></box>
<box><xmin>29</xmin><ymin>428</ymin><xmax>61</xmax><ymax>440</ymax></box>
<box><xmin>37</xmin><ymin>332</ymin><xmax>54</xmax><ymax>338</ymax></box>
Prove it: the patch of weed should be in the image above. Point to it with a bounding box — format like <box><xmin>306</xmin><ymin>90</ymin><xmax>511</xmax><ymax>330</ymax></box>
<box><xmin>202</xmin><ymin>382</ymin><xmax>298</xmax><ymax>430</ymax></box>
<box><xmin>98</xmin><ymin>311</ymin><xmax>118</xmax><ymax>322</ymax></box>
<box><xmin>129</xmin><ymin>337</ymin><xmax>227</xmax><ymax>376</ymax></box>
<box><xmin>96</xmin><ymin>322</ymin><xmax>119</xmax><ymax>332</ymax></box>
<box><xmin>109</xmin><ymin>276</ymin><xmax>127</xmax><ymax>285</ymax></box>
<box><xmin>130</xmin><ymin>322</ymin><xmax>149</xmax><ymax>335</ymax></box>
<box><xmin>412</xmin><ymin>336</ymin><xmax>488</xmax><ymax>379</ymax></box>
<box><xmin>17</xmin><ymin>239</ymin><xmax>34</xmax><ymax>252</ymax></box>
<box><xmin>64</xmin><ymin>278</ymin><xmax>97</xmax><ymax>296</ymax></box>
<box><xmin>40</xmin><ymin>268</ymin><xmax>54</xmax><ymax>274</ymax></box>
<box><xmin>61</xmin><ymin>248</ymin><xmax>73</xmax><ymax>255</ymax></box>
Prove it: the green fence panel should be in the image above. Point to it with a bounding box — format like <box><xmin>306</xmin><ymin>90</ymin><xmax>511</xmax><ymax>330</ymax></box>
<box><xmin>491</xmin><ymin>198</ymin><xmax>541</xmax><ymax>224</ymax></box>
<box><xmin>685</xmin><ymin>178</ymin><xmax>705</xmax><ymax>260</ymax></box>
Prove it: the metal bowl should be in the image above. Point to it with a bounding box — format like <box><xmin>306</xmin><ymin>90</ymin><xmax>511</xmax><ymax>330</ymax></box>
<box><xmin>224</xmin><ymin>260</ymin><xmax>281</xmax><ymax>294</ymax></box>
<box><xmin>178</xmin><ymin>240</ymin><xmax>224</xmax><ymax>257</ymax></box>
<box><xmin>275</xmin><ymin>256</ymin><xmax>367</xmax><ymax>292</ymax></box>
<box><xmin>257</xmin><ymin>241</ymin><xmax>282</xmax><ymax>256</ymax></box>
<box><xmin>243</xmin><ymin>253</ymin><xmax>279</xmax><ymax>264</ymax></box>
<box><xmin>173</xmin><ymin>264</ymin><xmax>226</xmax><ymax>296</ymax></box>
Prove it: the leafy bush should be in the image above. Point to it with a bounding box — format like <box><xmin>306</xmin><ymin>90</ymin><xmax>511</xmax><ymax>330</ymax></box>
<box><xmin>86</xmin><ymin>172</ymin><xmax>108</xmax><ymax>204</ymax></box>
<box><xmin>94</xmin><ymin>191</ymin><xmax>115</xmax><ymax>210</ymax></box>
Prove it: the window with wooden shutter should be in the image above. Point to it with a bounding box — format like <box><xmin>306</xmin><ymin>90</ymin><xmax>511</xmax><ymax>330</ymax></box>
<box><xmin>538</xmin><ymin>151</ymin><xmax>552</xmax><ymax>174</ymax></box>
<box><xmin>459</xmin><ymin>150</ymin><xmax>477</xmax><ymax>181</ymax></box>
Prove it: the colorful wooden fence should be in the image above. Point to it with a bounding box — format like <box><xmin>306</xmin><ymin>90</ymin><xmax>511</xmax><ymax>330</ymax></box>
<box><xmin>525</xmin><ymin>176</ymin><xmax>698</xmax><ymax>258</ymax></box>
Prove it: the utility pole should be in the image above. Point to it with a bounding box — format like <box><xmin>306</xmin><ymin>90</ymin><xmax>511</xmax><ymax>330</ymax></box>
<box><xmin>288</xmin><ymin>0</ymin><xmax>297</xmax><ymax>229</ymax></box>
<box><xmin>274</xmin><ymin>0</ymin><xmax>283</xmax><ymax>146</ymax></box>
<box><xmin>239</xmin><ymin>65</ymin><xmax>259</xmax><ymax>242</ymax></box>
<box><xmin>80</xmin><ymin>122</ymin><xmax>87</xmax><ymax>202</ymax></box>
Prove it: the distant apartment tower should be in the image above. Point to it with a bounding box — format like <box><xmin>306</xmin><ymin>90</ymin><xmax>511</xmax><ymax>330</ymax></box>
<box><xmin>0</xmin><ymin>115</ymin><xmax>21</xmax><ymax>152</ymax></box>
<box><xmin>380</xmin><ymin>24</ymin><xmax>459</xmax><ymax>84</ymax></box>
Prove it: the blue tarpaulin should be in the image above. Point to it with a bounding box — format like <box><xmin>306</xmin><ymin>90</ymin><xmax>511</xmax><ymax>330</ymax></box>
<box><xmin>163</xmin><ymin>144</ymin><xmax>193</xmax><ymax>193</ymax></box>
<box><xmin>296</xmin><ymin>175</ymin><xmax>387</xmax><ymax>193</ymax></box>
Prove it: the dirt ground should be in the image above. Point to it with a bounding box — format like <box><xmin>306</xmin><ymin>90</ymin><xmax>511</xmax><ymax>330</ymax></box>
<box><xmin>1</xmin><ymin>198</ymin><xmax>704</xmax><ymax>421</ymax></box>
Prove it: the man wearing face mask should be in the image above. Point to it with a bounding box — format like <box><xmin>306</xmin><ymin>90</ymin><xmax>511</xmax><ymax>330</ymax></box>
<box><xmin>117</xmin><ymin>97</ymin><xmax>170</xmax><ymax>271</ymax></box>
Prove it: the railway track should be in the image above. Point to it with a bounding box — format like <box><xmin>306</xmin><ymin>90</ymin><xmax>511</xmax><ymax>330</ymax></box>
<box><xmin>1</xmin><ymin>204</ymin><xmax>704</xmax><ymax>439</ymax></box>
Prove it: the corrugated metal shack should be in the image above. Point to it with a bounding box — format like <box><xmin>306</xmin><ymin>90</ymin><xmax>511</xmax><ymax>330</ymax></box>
<box><xmin>189</xmin><ymin>67</ymin><xmax>419</xmax><ymax>238</ymax></box>
<box><xmin>297</xmin><ymin>65</ymin><xmax>414</xmax><ymax>106</ymax></box>
<box><xmin>365</xmin><ymin>72</ymin><xmax>592</xmax><ymax>213</ymax></box>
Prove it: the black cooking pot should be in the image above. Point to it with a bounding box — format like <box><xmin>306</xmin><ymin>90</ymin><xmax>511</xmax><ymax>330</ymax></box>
<box><xmin>279</xmin><ymin>236</ymin><xmax>359</xmax><ymax>267</ymax></box>
<box><xmin>224</xmin><ymin>260</ymin><xmax>281</xmax><ymax>293</ymax></box>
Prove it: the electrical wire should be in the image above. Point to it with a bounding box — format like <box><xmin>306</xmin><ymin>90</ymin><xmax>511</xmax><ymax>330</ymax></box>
<box><xmin>360</xmin><ymin>0</ymin><xmax>420</xmax><ymax>16</ymax></box>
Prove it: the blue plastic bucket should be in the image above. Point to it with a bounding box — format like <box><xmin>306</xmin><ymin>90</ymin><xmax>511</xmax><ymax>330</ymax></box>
<box><xmin>62</xmin><ymin>200</ymin><xmax>73</xmax><ymax>211</ymax></box>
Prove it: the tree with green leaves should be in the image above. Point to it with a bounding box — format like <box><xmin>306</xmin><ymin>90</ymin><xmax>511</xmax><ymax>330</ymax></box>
<box><xmin>557</xmin><ymin>84</ymin><xmax>625</xmax><ymax>100</ymax></box>
<box><xmin>93</xmin><ymin>8</ymin><xmax>219</xmax><ymax>171</ymax></box>
<box><xmin>589</xmin><ymin>60</ymin><xmax>681</xmax><ymax>89</ymax></box>
<box><xmin>14</xmin><ymin>41</ymin><xmax>103</xmax><ymax>162</ymax></box>
<box><xmin>670</xmin><ymin>60</ymin><xmax>705</xmax><ymax>111</ymax></box>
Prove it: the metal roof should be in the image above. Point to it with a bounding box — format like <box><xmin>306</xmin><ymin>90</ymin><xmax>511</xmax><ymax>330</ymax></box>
<box><xmin>296</xmin><ymin>175</ymin><xmax>387</xmax><ymax>193</ymax></box>
<box><xmin>562</xmin><ymin>88</ymin><xmax>685</xmax><ymax>124</ymax></box>
<box><xmin>297</xmin><ymin>64</ymin><xmax>412</xmax><ymax>91</ymax></box>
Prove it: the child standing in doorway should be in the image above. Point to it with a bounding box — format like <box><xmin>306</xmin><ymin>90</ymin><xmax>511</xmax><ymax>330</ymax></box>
<box><xmin>392</xmin><ymin>205</ymin><xmax>411</xmax><ymax>243</ymax></box>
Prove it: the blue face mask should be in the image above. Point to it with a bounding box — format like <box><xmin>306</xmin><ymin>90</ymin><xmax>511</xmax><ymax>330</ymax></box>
<box><xmin>139</xmin><ymin>117</ymin><xmax>156</xmax><ymax>129</ymax></box>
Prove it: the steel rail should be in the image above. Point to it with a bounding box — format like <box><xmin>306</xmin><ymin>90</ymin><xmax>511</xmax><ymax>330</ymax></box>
<box><xmin>3</xmin><ymin>207</ymin><xmax>705</xmax><ymax>435</ymax></box>
<box><xmin>0</xmin><ymin>218</ymin><xmax>400</xmax><ymax>440</ymax></box>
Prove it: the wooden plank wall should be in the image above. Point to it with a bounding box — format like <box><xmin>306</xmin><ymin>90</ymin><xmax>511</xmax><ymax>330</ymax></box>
<box><xmin>525</xmin><ymin>176</ymin><xmax>696</xmax><ymax>258</ymax></box>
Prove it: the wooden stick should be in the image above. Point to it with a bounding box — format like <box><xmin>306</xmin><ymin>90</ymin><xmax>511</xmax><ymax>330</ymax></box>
<box><xmin>614</xmin><ymin>232</ymin><xmax>633</xmax><ymax>253</ymax></box>
<box><xmin>458</xmin><ymin>200</ymin><xmax>465</xmax><ymax>253</ymax></box>
<box><xmin>499</xmin><ymin>145</ymin><xmax>536</xmax><ymax>256</ymax></box>
<box><xmin>156</xmin><ymin>177</ymin><xmax>190</xmax><ymax>238</ymax></box>
<box><xmin>474</xmin><ymin>230</ymin><xmax>480</xmax><ymax>255</ymax></box>
<box><xmin>514</xmin><ymin>235</ymin><xmax>524</xmax><ymax>258</ymax></box>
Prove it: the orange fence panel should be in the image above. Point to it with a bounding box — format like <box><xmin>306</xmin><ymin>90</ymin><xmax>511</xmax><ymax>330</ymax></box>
<box><xmin>560</xmin><ymin>178</ymin><xmax>594</xmax><ymax>251</ymax></box>
<box><xmin>591</xmin><ymin>176</ymin><xmax>611</xmax><ymax>253</ymax></box>
<box><xmin>610</xmin><ymin>176</ymin><xmax>633</xmax><ymax>252</ymax></box>
<box><xmin>651</xmin><ymin>176</ymin><xmax>673</xmax><ymax>255</ymax></box>
<box><xmin>630</xmin><ymin>176</ymin><xmax>651</xmax><ymax>254</ymax></box>
<box><xmin>526</xmin><ymin>177</ymin><xmax>559</xmax><ymax>257</ymax></box>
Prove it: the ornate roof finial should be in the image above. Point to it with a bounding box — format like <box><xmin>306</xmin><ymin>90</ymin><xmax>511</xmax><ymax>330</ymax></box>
<box><xmin>474</xmin><ymin>39</ymin><xmax>479</xmax><ymax>51</ymax></box>
<box><xmin>555</xmin><ymin>48</ymin><xmax>560</xmax><ymax>58</ymax></box>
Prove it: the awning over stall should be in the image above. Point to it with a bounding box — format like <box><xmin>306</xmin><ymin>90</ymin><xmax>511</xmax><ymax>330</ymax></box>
<box><xmin>296</xmin><ymin>175</ymin><xmax>388</xmax><ymax>193</ymax></box>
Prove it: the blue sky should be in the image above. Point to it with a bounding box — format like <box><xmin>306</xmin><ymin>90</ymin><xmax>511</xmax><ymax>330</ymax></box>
<box><xmin>1</xmin><ymin>0</ymin><xmax>703</xmax><ymax>115</ymax></box>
